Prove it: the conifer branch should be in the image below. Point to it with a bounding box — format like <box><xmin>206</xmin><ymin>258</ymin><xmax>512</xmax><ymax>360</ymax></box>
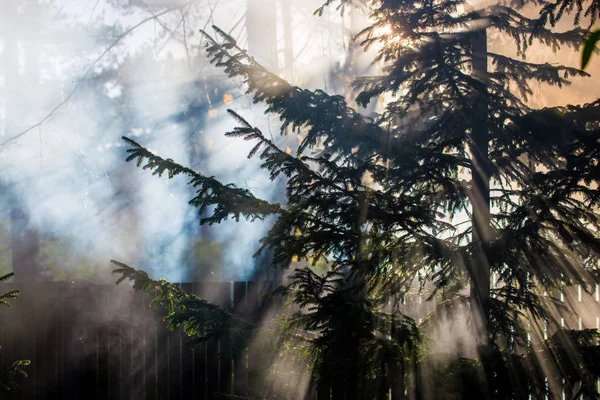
<box><xmin>537</xmin><ymin>0</ymin><xmax>600</xmax><ymax>28</ymax></box>
<box><xmin>111</xmin><ymin>260</ymin><xmax>254</xmax><ymax>350</ymax></box>
<box><xmin>489</xmin><ymin>5</ymin><xmax>587</xmax><ymax>56</ymax></box>
<box><xmin>0</xmin><ymin>360</ymin><xmax>30</xmax><ymax>392</ymax></box>
<box><xmin>200</xmin><ymin>26</ymin><xmax>390</xmax><ymax>160</ymax></box>
<box><xmin>313</xmin><ymin>0</ymin><xmax>354</xmax><ymax>17</ymax></box>
<box><xmin>0</xmin><ymin>273</ymin><xmax>18</xmax><ymax>307</ymax></box>
<box><xmin>489</xmin><ymin>53</ymin><xmax>589</xmax><ymax>99</ymax></box>
<box><xmin>224</xmin><ymin>109</ymin><xmax>353</xmax><ymax>194</ymax></box>
<box><xmin>122</xmin><ymin>136</ymin><xmax>283</xmax><ymax>224</ymax></box>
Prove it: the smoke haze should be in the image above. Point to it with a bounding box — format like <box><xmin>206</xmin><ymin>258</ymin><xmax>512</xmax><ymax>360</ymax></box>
<box><xmin>0</xmin><ymin>0</ymin><xmax>351</xmax><ymax>282</ymax></box>
<box><xmin>0</xmin><ymin>0</ymin><xmax>597</xmax><ymax>283</ymax></box>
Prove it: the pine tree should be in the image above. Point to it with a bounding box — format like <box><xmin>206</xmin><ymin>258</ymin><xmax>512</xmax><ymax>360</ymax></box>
<box><xmin>114</xmin><ymin>0</ymin><xmax>600</xmax><ymax>398</ymax></box>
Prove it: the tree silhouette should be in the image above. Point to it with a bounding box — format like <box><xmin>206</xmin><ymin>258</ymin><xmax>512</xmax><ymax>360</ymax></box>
<box><xmin>114</xmin><ymin>0</ymin><xmax>600</xmax><ymax>398</ymax></box>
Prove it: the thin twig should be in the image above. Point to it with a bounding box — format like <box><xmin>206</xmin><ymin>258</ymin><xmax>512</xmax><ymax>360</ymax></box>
<box><xmin>0</xmin><ymin>3</ymin><xmax>190</xmax><ymax>149</ymax></box>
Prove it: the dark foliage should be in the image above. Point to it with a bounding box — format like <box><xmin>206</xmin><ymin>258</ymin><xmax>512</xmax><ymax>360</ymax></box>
<box><xmin>274</xmin><ymin>266</ymin><xmax>422</xmax><ymax>399</ymax></box>
<box><xmin>113</xmin><ymin>0</ymin><xmax>600</xmax><ymax>398</ymax></box>
<box><xmin>537</xmin><ymin>0</ymin><xmax>600</xmax><ymax>27</ymax></box>
<box><xmin>111</xmin><ymin>260</ymin><xmax>253</xmax><ymax>353</ymax></box>
<box><xmin>0</xmin><ymin>273</ymin><xmax>30</xmax><ymax>393</ymax></box>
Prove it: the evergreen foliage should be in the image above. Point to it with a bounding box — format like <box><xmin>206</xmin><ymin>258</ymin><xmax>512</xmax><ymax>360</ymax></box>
<box><xmin>275</xmin><ymin>266</ymin><xmax>422</xmax><ymax>398</ymax></box>
<box><xmin>111</xmin><ymin>260</ymin><xmax>253</xmax><ymax>352</ymax></box>
<box><xmin>114</xmin><ymin>0</ymin><xmax>600</xmax><ymax>398</ymax></box>
<box><xmin>537</xmin><ymin>0</ymin><xmax>600</xmax><ymax>27</ymax></box>
<box><xmin>0</xmin><ymin>273</ymin><xmax>29</xmax><ymax>393</ymax></box>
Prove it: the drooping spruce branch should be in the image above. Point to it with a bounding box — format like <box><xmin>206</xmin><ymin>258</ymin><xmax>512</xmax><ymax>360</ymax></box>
<box><xmin>123</xmin><ymin>136</ymin><xmax>283</xmax><ymax>225</ymax></box>
<box><xmin>200</xmin><ymin>26</ymin><xmax>395</xmax><ymax>163</ymax></box>
<box><xmin>0</xmin><ymin>360</ymin><xmax>30</xmax><ymax>393</ymax></box>
<box><xmin>225</xmin><ymin>109</ymin><xmax>355</xmax><ymax>196</ymax></box>
<box><xmin>0</xmin><ymin>274</ymin><xmax>19</xmax><ymax>307</ymax></box>
<box><xmin>536</xmin><ymin>0</ymin><xmax>600</xmax><ymax>28</ymax></box>
<box><xmin>111</xmin><ymin>260</ymin><xmax>253</xmax><ymax>350</ymax></box>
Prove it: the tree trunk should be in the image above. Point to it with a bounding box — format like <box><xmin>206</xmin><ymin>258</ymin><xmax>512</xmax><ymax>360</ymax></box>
<box><xmin>3</xmin><ymin>0</ymin><xmax>42</xmax><ymax>282</ymax></box>
<box><xmin>470</xmin><ymin>27</ymin><xmax>491</xmax><ymax>349</ymax></box>
<box><xmin>470</xmin><ymin>26</ymin><xmax>492</xmax><ymax>394</ymax></box>
<box><xmin>246</xmin><ymin>0</ymin><xmax>278</xmax><ymax>70</ymax></box>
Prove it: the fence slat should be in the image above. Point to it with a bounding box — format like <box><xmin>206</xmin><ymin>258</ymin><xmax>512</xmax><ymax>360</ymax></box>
<box><xmin>180</xmin><ymin>282</ymin><xmax>195</xmax><ymax>399</ymax></box>
<box><xmin>233</xmin><ymin>281</ymin><xmax>249</xmax><ymax>397</ymax></box>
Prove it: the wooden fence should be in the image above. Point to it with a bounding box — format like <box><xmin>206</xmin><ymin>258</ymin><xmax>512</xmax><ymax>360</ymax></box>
<box><xmin>0</xmin><ymin>281</ymin><xmax>280</xmax><ymax>400</ymax></box>
<box><xmin>1</xmin><ymin>281</ymin><xmax>599</xmax><ymax>399</ymax></box>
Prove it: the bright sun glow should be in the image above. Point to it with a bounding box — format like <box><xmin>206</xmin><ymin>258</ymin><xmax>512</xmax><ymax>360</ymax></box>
<box><xmin>374</xmin><ymin>23</ymin><xmax>416</xmax><ymax>49</ymax></box>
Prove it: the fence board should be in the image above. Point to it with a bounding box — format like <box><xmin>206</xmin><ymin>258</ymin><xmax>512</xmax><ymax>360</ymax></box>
<box><xmin>1</xmin><ymin>283</ymin><xmax>18</xmax><ymax>400</ymax></box>
<box><xmin>179</xmin><ymin>282</ymin><xmax>195</xmax><ymax>400</ymax></box>
<box><xmin>233</xmin><ymin>281</ymin><xmax>249</xmax><ymax>397</ymax></box>
<box><xmin>206</xmin><ymin>338</ymin><xmax>219</xmax><ymax>398</ymax></box>
<box><xmin>98</xmin><ymin>286</ymin><xmax>110</xmax><ymax>400</ymax></box>
<box><xmin>156</xmin><ymin>304</ymin><xmax>169</xmax><ymax>400</ymax></box>
<box><xmin>19</xmin><ymin>285</ymin><xmax>37</xmax><ymax>400</ymax></box>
